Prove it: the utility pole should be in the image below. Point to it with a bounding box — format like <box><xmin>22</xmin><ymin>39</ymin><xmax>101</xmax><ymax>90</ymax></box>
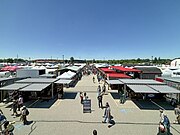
<box><xmin>151</xmin><ymin>56</ymin><xmax>153</xmax><ymax>65</ymax></box>
<box><xmin>62</xmin><ymin>55</ymin><xmax>64</xmax><ymax>66</ymax></box>
<box><xmin>17</xmin><ymin>54</ymin><xmax>18</xmax><ymax>64</ymax></box>
<box><xmin>29</xmin><ymin>57</ymin><xmax>31</xmax><ymax>65</ymax></box>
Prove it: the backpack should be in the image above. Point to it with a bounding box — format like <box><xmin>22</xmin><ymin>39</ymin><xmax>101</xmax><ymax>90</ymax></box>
<box><xmin>26</xmin><ymin>109</ymin><xmax>29</xmax><ymax>116</ymax></box>
<box><xmin>0</xmin><ymin>115</ymin><xmax>6</xmax><ymax>124</ymax></box>
<box><xmin>163</xmin><ymin>115</ymin><xmax>170</xmax><ymax>126</ymax></box>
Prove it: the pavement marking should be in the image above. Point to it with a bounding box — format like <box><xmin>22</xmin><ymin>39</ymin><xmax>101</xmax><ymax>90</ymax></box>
<box><xmin>133</xmin><ymin>100</ymin><xmax>144</xmax><ymax>109</ymax></box>
<box><xmin>150</xmin><ymin>100</ymin><xmax>165</xmax><ymax>110</ymax></box>
<box><xmin>114</xmin><ymin>100</ymin><xmax>119</xmax><ymax>107</ymax></box>
<box><xmin>120</xmin><ymin>109</ymin><xmax>127</xmax><ymax>114</ymax></box>
<box><xmin>28</xmin><ymin>99</ymin><xmax>39</xmax><ymax>108</ymax></box>
<box><xmin>28</xmin><ymin>121</ymin><xmax>37</xmax><ymax>135</ymax></box>
<box><xmin>15</xmin><ymin>124</ymin><xmax>24</xmax><ymax>130</ymax></box>
<box><xmin>52</xmin><ymin>100</ymin><xmax>61</xmax><ymax>107</ymax></box>
<box><xmin>109</xmin><ymin>93</ymin><xmax>119</xmax><ymax>107</ymax></box>
<box><xmin>171</xmin><ymin>125</ymin><xmax>180</xmax><ymax>134</ymax></box>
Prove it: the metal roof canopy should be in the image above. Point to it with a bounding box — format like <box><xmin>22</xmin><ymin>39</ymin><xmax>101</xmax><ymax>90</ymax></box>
<box><xmin>0</xmin><ymin>83</ymin><xmax>30</xmax><ymax>91</ymax></box>
<box><xmin>39</xmin><ymin>74</ymin><xmax>56</xmax><ymax>77</ymax></box>
<box><xmin>106</xmin><ymin>80</ymin><xmax>123</xmax><ymax>85</ymax></box>
<box><xmin>19</xmin><ymin>83</ymin><xmax>51</xmax><ymax>92</ymax></box>
<box><xmin>163</xmin><ymin>77</ymin><xmax>180</xmax><ymax>83</ymax></box>
<box><xmin>55</xmin><ymin>79</ymin><xmax>72</xmax><ymax>84</ymax></box>
<box><xmin>119</xmin><ymin>79</ymin><xmax>165</xmax><ymax>85</ymax></box>
<box><xmin>127</xmin><ymin>85</ymin><xmax>158</xmax><ymax>93</ymax></box>
<box><xmin>16</xmin><ymin>78</ymin><xmax>58</xmax><ymax>83</ymax></box>
<box><xmin>149</xmin><ymin>85</ymin><xmax>180</xmax><ymax>94</ymax></box>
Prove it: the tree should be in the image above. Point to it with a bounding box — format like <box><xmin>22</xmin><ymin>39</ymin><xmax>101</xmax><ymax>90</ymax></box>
<box><xmin>154</xmin><ymin>57</ymin><xmax>158</xmax><ymax>63</ymax></box>
<box><xmin>7</xmin><ymin>58</ymin><xmax>14</xmax><ymax>63</ymax></box>
<box><xmin>64</xmin><ymin>59</ymin><xmax>68</xmax><ymax>63</ymax></box>
<box><xmin>137</xmin><ymin>58</ymin><xmax>141</xmax><ymax>63</ymax></box>
<box><xmin>70</xmin><ymin>57</ymin><xmax>74</xmax><ymax>65</ymax></box>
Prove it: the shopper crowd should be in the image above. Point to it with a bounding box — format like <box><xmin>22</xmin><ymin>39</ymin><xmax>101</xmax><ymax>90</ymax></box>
<box><xmin>0</xmin><ymin>91</ymin><xmax>30</xmax><ymax>135</ymax></box>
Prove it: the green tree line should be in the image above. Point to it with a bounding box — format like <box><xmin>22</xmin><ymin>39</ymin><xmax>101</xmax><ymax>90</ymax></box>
<box><xmin>0</xmin><ymin>57</ymin><xmax>171</xmax><ymax>65</ymax></box>
<box><xmin>88</xmin><ymin>57</ymin><xmax>171</xmax><ymax>65</ymax></box>
<box><xmin>0</xmin><ymin>58</ymin><xmax>26</xmax><ymax>63</ymax></box>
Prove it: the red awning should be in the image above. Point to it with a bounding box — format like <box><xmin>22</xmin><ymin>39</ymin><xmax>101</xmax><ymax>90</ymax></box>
<box><xmin>99</xmin><ymin>67</ymin><xmax>116</xmax><ymax>73</ymax></box>
<box><xmin>107</xmin><ymin>73</ymin><xmax>131</xmax><ymax>78</ymax></box>
<box><xmin>1</xmin><ymin>66</ymin><xmax>21</xmax><ymax>72</ymax></box>
<box><xmin>155</xmin><ymin>77</ymin><xmax>164</xmax><ymax>82</ymax></box>
<box><xmin>110</xmin><ymin>66</ymin><xmax>141</xmax><ymax>72</ymax></box>
<box><xmin>1</xmin><ymin>66</ymin><xmax>10</xmax><ymax>71</ymax></box>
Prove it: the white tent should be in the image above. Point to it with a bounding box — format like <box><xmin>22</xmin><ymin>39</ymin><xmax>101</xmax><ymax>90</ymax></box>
<box><xmin>57</xmin><ymin>71</ymin><xmax>76</xmax><ymax>79</ymax></box>
<box><xmin>66</xmin><ymin>66</ymin><xmax>81</xmax><ymax>72</ymax></box>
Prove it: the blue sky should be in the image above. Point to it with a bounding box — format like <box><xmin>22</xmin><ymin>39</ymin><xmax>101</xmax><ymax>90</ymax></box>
<box><xmin>0</xmin><ymin>0</ymin><xmax>180</xmax><ymax>60</ymax></box>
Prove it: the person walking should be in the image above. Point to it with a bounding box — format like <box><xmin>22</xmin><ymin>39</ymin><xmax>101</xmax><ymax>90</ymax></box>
<box><xmin>97</xmin><ymin>93</ymin><xmax>103</xmax><ymax>108</ymax></box>
<box><xmin>102</xmin><ymin>102</ymin><xmax>111</xmax><ymax>123</ymax></box>
<box><xmin>11</xmin><ymin>100</ymin><xmax>18</xmax><ymax>117</ymax></box>
<box><xmin>97</xmin><ymin>76</ymin><xmax>100</xmax><ymax>84</ymax></box>
<box><xmin>93</xmin><ymin>76</ymin><xmax>95</xmax><ymax>83</ymax></box>
<box><xmin>93</xmin><ymin>130</ymin><xmax>97</xmax><ymax>135</ymax></box>
<box><xmin>158</xmin><ymin>110</ymin><xmax>171</xmax><ymax>134</ymax></box>
<box><xmin>97</xmin><ymin>85</ymin><xmax>101</xmax><ymax>96</ymax></box>
<box><xmin>3</xmin><ymin>121</ymin><xmax>15</xmax><ymax>135</ymax></box>
<box><xmin>102</xmin><ymin>84</ymin><xmax>106</xmax><ymax>94</ymax></box>
<box><xmin>0</xmin><ymin>112</ymin><xmax>6</xmax><ymax>133</ymax></box>
<box><xmin>84</xmin><ymin>92</ymin><xmax>88</xmax><ymax>100</ymax></box>
<box><xmin>21</xmin><ymin>106</ymin><xmax>29</xmax><ymax>125</ymax></box>
<box><xmin>159</xmin><ymin>109</ymin><xmax>165</xmax><ymax>123</ymax></box>
<box><xmin>174</xmin><ymin>105</ymin><xmax>180</xmax><ymax>124</ymax></box>
<box><xmin>80</xmin><ymin>92</ymin><xmax>83</xmax><ymax>104</ymax></box>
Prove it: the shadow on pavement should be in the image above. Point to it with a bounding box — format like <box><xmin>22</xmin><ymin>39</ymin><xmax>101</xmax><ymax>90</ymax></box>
<box><xmin>28</xmin><ymin>98</ymin><xmax>57</xmax><ymax>108</ymax></box>
<box><xmin>5</xmin><ymin>104</ymin><xmax>12</xmax><ymax>108</ymax></box>
<box><xmin>110</xmin><ymin>92</ymin><xmax>120</xmax><ymax>99</ymax></box>
<box><xmin>108</xmin><ymin>119</ymin><xmax>115</xmax><ymax>128</ymax></box>
<box><xmin>132</xmin><ymin>100</ymin><xmax>174</xmax><ymax>110</ymax></box>
<box><xmin>26</xmin><ymin>120</ymin><xmax>33</xmax><ymax>125</ymax></box>
<box><xmin>63</xmin><ymin>92</ymin><xmax>77</xmax><ymax>99</ymax></box>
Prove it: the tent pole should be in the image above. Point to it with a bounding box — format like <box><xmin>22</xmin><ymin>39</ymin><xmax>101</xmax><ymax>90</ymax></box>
<box><xmin>51</xmin><ymin>83</ymin><xmax>54</xmax><ymax>99</ymax></box>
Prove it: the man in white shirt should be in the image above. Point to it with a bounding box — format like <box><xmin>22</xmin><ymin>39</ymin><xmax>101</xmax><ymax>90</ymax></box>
<box><xmin>18</xmin><ymin>95</ymin><xmax>23</xmax><ymax>111</ymax></box>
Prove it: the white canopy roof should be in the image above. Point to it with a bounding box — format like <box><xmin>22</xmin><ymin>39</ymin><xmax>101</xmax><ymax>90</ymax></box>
<box><xmin>19</xmin><ymin>83</ymin><xmax>51</xmax><ymax>92</ymax></box>
<box><xmin>39</xmin><ymin>74</ymin><xmax>56</xmax><ymax>78</ymax></box>
<box><xmin>127</xmin><ymin>85</ymin><xmax>158</xmax><ymax>93</ymax></box>
<box><xmin>127</xmin><ymin>84</ymin><xmax>180</xmax><ymax>94</ymax></box>
<box><xmin>66</xmin><ymin>66</ymin><xmax>81</xmax><ymax>72</ymax></box>
<box><xmin>106</xmin><ymin>80</ymin><xmax>123</xmax><ymax>85</ymax></box>
<box><xmin>57</xmin><ymin>71</ymin><xmax>76</xmax><ymax>79</ymax></box>
<box><xmin>119</xmin><ymin>79</ymin><xmax>165</xmax><ymax>85</ymax></box>
<box><xmin>16</xmin><ymin>78</ymin><xmax>58</xmax><ymax>83</ymax></box>
<box><xmin>55</xmin><ymin>79</ymin><xmax>72</xmax><ymax>84</ymax></box>
<box><xmin>149</xmin><ymin>85</ymin><xmax>180</xmax><ymax>94</ymax></box>
<box><xmin>0</xmin><ymin>83</ymin><xmax>30</xmax><ymax>91</ymax></box>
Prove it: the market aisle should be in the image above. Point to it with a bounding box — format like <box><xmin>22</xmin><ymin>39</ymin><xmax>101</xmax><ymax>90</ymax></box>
<box><xmin>7</xmin><ymin>74</ymin><xmax>179</xmax><ymax>135</ymax></box>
